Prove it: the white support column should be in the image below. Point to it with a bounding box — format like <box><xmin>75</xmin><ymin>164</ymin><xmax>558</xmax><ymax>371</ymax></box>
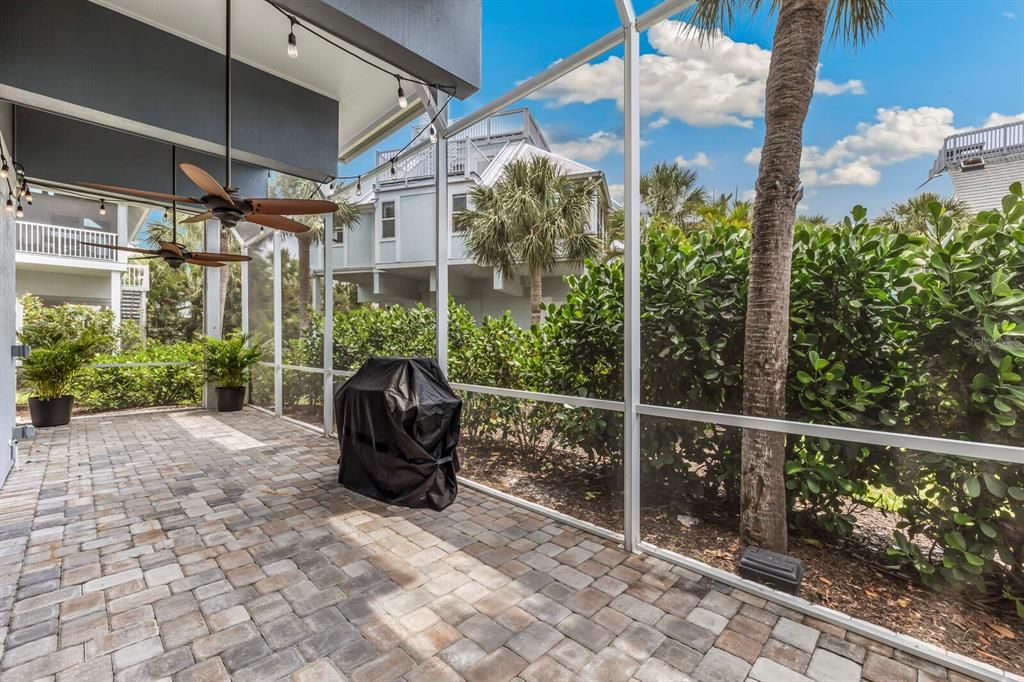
<box><xmin>109</xmin><ymin>271</ymin><xmax>122</xmax><ymax>327</ymax></box>
<box><xmin>273</xmin><ymin>229</ymin><xmax>283</xmax><ymax>416</ymax></box>
<box><xmin>240</xmin><ymin>244</ymin><xmax>249</xmax><ymax>337</ymax></box>
<box><xmin>323</xmin><ymin>212</ymin><xmax>334</xmax><ymax>436</ymax></box>
<box><xmin>434</xmin><ymin>93</ymin><xmax>450</xmax><ymax>374</ymax></box>
<box><xmin>619</xmin><ymin>0</ymin><xmax>642</xmax><ymax>553</ymax></box>
<box><xmin>203</xmin><ymin>220</ymin><xmax>223</xmax><ymax>409</ymax></box>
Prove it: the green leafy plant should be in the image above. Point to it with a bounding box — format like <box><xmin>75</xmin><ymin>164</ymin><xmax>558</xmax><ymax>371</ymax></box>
<box><xmin>19</xmin><ymin>330</ymin><xmax>107</xmax><ymax>400</ymax></box>
<box><xmin>204</xmin><ymin>333</ymin><xmax>266</xmax><ymax>388</ymax></box>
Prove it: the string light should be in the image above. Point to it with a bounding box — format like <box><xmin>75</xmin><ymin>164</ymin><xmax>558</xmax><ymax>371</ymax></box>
<box><xmin>15</xmin><ymin>203</ymin><xmax>23</xmax><ymax>218</ymax></box>
<box><xmin>429</xmin><ymin>124</ymin><xmax>437</xmax><ymax>144</ymax></box>
<box><xmin>396</xmin><ymin>77</ymin><xmax>407</xmax><ymax>109</ymax></box>
<box><xmin>25</xmin><ymin>188</ymin><xmax>32</xmax><ymax>205</ymax></box>
<box><xmin>99</xmin><ymin>198</ymin><xmax>107</xmax><ymax>216</ymax></box>
<box><xmin>4</xmin><ymin>198</ymin><xmax>12</xmax><ymax>213</ymax></box>
<box><xmin>356</xmin><ymin>178</ymin><xmax>361</xmax><ymax>194</ymax></box>
<box><xmin>286</xmin><ymin>17</ymin><xmax>298</xmax><ymax>59</ymax></box>
<box><xmin>390</xmin><ymin>161</ymin><xmax>396</xmax><ymax>177</ymax></box>
<box><xmin>0</xmin><ymin>160</ymin><xmax>7</xmax><ymax>179</ymax></box>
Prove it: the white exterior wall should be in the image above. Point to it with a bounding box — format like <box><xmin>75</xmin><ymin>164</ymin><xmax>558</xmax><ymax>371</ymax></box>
<box><xmin>16</xmin><ymin>268</ymin><xmax>113</xmax><ymax>306</ymax></box>
<box><xmin>949</xmin><ymin>157</ymin><xmax>1024</xmax><ymax>214</ymax></box>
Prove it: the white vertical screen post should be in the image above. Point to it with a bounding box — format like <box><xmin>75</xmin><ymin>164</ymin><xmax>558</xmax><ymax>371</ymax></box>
<box><xmin>112</xmin><ymin>203</ymin><xmax>128</xmax><ymax>327</ymax></box>
<box><xmin>323</xmin><ymin>212</ymin><xmax>334</xmax><ymax>436</ymax></box>
<box><xmin>273</xmin><ymin>229</ymin><xmax>283</xmax><ymax>416</ymax></box>
<box><xmin>240</xmin><ymin>244</ymin><xmax>249</xmax><ymax>338</ymax></box>
<box><xmin>621</xmin><ymin>3</ymin><xmax>642</xmax><ymax>552</ymax></box>
<box><xmin>203</xmin><ymin>220</ymin><xmax>223</xmax><ymax>409</ymax></box>
<box><xmin>434</xmin><ymin>93</ymin><xmax>450</xmax><ymax>374</ymax></box>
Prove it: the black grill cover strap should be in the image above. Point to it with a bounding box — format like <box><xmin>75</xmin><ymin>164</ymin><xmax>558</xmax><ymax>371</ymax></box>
<box><xmin>334</xmin><ymin>357</ymin><xmax>462</xmax><ymax>510</ymax></box>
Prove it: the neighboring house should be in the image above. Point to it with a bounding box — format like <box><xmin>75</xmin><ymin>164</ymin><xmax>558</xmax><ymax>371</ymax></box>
<box><xmin>319</xmin><ymin>108</ymin><xmax>610</xmax><ymax>327</ymax></box>
<box><xmin>927</xmin><ymin>119</ymin><xmax>1024</xmax><ymax>213</ymax></box>
<box><xmin>14</xmin><ymin>188</ymin><xmax>151</xmax><ymax>328</ymax></box>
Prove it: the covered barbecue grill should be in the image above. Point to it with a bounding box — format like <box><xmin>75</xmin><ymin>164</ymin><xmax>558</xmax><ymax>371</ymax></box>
<box><xmin>334</xmin><ymin>357</ymin><xmax>461</xmax><ymax>510</ymax></box>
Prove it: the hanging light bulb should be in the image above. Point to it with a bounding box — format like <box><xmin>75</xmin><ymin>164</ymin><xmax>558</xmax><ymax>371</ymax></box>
<box><xmin>164</xmin><ymin>208</ymin><xmax>170</xmax><ymax>221</ymax></box>
<box><xmin>25</xmin><ymin>188</ymin><xmax>32</xmax><ymax>205</ymax></box>
<box><xmin>287</xmin><ymin>18</ymin><xmax>298</xmax><ymax>59</ymax></box>
<box><xmin>0</xmin><ymin>160</ymin><xmax>7</xmax><ymax>179</ymax></box>
<box><xmin>396</xmin><ymin>78</ymin><xmax>407</xmax><ymax>109</ymax></box>
<box><xmin>99</xmin><ymin>199</ymin><xmax>107</xmax><ymax>216</ymax></box>
<box><xmin>356</xmin><ymin>178</ymin><xmax>361</xmax><ymax>194</ymax></box>
<box><xmin>429</xmin><ymin>124</ymin><xmax>437</xmax><ymax>144</ymax></box>
<box><xmin>390</xmin><ymin>161</ymin><xmax>396</xmax><ymax>177</ymax></box>
<box><xmin>4</xmin><ymin>197</ymin><xmax>13</xmax><ymax>213</ymax></box>
<box><xmin>15</xmin><ymin>203</ymin><xmax>23</xmax><ymax>218</ymax></box>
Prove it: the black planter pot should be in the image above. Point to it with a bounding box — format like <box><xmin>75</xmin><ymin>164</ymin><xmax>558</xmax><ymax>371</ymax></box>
<box><xmin>216</xmin><ymin>386</ymin><xmax>246</xmax><ymax>412</ymax></box>
<box><xmin>28</xmin><ymin>396</ymin><xmax>74</xmax><ymax>427</ymax></box>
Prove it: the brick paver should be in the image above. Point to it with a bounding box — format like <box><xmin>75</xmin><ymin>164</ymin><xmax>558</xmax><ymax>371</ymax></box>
<box><xmin>0</xmin><ymin>408</ymin><xmax>1002</xmax><ymax>681</ymax></box>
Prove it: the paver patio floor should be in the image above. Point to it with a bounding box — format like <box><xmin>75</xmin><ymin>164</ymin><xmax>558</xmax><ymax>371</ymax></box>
<box><xmin>0</xmin><ymin>408</ymin><xmax>992</xmax><ymax>681</ymax></box>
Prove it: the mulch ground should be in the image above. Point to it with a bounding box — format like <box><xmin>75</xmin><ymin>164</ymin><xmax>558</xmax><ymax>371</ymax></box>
<box><xmin>458</xmin><ymin>436</ymin><xmax>1024</xmax><ymax>674</ymax></box>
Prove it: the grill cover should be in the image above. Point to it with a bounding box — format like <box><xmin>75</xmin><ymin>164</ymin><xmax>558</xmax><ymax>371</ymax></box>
<box><xmin>334</xmin><ymin>357</ymin><xmax>461</xmax><ymax>510</ymax></box>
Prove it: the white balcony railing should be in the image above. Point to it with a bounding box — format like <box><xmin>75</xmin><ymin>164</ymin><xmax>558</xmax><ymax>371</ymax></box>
<box><xmin>376</xmin><ymin>138</ymin><xmax>488</xmax><ymax>184</ymax></box>
<box><xmin>123</xmin><ymin>263</ymin><xmax>150</xmax><ymax>291</ymax></box>
<box><xmin>15</xmin><ymin>222</ymin><xmax>118</xmax><ymax>261</ymax></box>
<box><xmin>930</xmin><ymin>120</ymin><xmax>1024</xmax><ymax>178</ymax></box>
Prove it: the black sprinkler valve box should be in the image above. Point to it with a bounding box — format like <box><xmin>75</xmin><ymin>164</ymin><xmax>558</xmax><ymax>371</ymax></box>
<box><xmin>738</xmin><ymin>546</ymin><xmax>805</xmax><ymax>595</ymax></box>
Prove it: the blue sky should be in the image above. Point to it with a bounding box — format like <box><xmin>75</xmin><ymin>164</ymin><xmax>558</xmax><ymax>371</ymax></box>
<box><xmin>346</xmin><ymin>0</ymin><xmax>1024</xmax><ymax>220</ymax></box>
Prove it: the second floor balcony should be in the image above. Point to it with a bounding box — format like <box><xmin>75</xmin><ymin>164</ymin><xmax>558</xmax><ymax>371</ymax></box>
<box><xmin>15</xmin><ymin>221</ymin><xmax>119</xmax><ymax>263</ymax></box>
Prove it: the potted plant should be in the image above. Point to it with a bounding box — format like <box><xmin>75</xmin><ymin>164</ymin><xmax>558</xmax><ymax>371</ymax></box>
<box><xmin>20</xmin><ymin>330</ymin><xmax>105</xmax><ymax>427</ymax></box>
<box><xmin>205</xmin><ymin>332</ymin><xmax>264</xmax><ymax>411</ymax></box>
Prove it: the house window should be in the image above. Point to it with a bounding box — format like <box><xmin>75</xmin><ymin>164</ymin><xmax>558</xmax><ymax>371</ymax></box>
<box><xmin>333</xmin><ymin>225</ymin><xmax>344</xmax><ymax>244</ymax></box>
<box><xmin>381</xmin><ymin>201</ymin><xmax>396</xmax><ymax>239</ymax></box>
<box><xmin>452</xmin><ymin>194</ymin><xmax>467</xmax><ymax>232</ymax></box>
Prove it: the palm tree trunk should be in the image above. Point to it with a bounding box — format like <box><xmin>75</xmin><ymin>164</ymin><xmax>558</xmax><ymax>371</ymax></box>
<box><xmin>740</xmin><ymin>0</ymin><xmax>827</xmax><ymax>554</ymax></box>
<box><xmin>298</xmin><ymin>233</ymin><xmax>311</xmax><ymax>332</ymax></box>
<box><xmin>529</xmin><ymin>269</ymin><xmax>543</xmax><ymax>325</ymax></box>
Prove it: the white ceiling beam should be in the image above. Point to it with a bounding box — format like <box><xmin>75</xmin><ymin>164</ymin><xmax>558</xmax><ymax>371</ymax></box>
<box><xmin>614</xmin><ymin>0</ymin><xmax>636</xmax><ymax>28</ymax></box>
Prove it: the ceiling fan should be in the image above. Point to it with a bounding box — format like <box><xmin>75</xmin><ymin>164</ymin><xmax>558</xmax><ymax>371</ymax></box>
<box><xmin>78</xmin><ymin>163</ymin><xmax>335</xmax><ymax>233</ymax></box>
<box><xmin>76</xmin><ymin>0</ymin><xmax>336</xmax><ymax>235</ymax></box>
<box><xmin>78</xmin><ymin>237</ymin><xmax>250</xmax><ymax>269</ymax></box>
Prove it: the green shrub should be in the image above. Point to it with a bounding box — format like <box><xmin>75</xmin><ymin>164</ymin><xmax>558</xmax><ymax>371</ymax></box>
<box><xmin>74</xmin><ymin>342</ymin><xmax>204</xmax><ymax>411</ymax></box>
<box><xmin>205</xmin><ymin>333</ymin><xmax>265</xmax><ymax>388</ymax></box>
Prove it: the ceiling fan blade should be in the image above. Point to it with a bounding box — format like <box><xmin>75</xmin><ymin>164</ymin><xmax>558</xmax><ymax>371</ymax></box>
<box><xmin>180</xmin><ymin>163</ymin><xmax>233</xmax><ymax>205</ymax></box>
<box><xmin>78</xmin><ymin>182</ymin><xmax>198</xmax><ymax>205</ymax></box>
<box><xmin>245</xmin><ymin>213</ymin><xmax>310</xmax><ymax>233</ymax></box>
<box><xmin>185</xmin><ymin>258</ymin><xmax>226</xmax><ymax>267</ymax></box>
<box><xmin>158</xmin><ymin>241</ymin><xmax>183</xmax><ymax>257</ymax></box>
<box><xmin>181</xmin><ymin>211</ymin><xmax>214</xmax><ymax>224</ymax></box>
<box><xmin>190</xmin><ymin>252</ymin><xmax>252</xmax><ymax>262</ymax></box>
<box><xmin>78</xmin><ymin>242</ymin><xmax>159</xmax><ymax>255</ymax></box>
<box><xmin>248</xmin><ymin>198</ymin><xmax>338</xmax><ymax>215</ymax></box>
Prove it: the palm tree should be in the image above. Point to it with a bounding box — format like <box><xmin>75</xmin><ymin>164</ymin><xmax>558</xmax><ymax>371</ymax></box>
<box><xmin>875</xmin><ymin>192</ymin><xmax>970</xmax><ymax>236</ymax></box>
<box><xmin>688</xmin><ymin>0</ymin><xmax>889</xmax><ymax>553</ymax></box>
<box><xmin>269</xmin><ymin>174</ymin><xmax>360</xmax><ymax>332</ymax></box>
<box><xmin>454</xmin><ymin>156</ymin><xmax>602</xmax><ymax>325</ymax></box>
<box><xmin>640</xmin><ymin>162</ymin><xmax>708</xmax><ymax>226</ymax></box>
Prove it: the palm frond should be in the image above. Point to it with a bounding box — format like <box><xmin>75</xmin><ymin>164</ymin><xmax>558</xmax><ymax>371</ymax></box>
<box><xmin>827</xmin><ymin>0</ymin><xmax>890</xmax><ymax>47</ymax></box>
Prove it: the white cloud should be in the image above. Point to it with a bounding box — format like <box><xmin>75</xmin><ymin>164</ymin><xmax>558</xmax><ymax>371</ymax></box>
<box><xmin>1003</xmin><ymin>11</ymin><xmax>1017</xmax><ymax>19</ymax></box>
<box><xmin>984</xmin><ymin>112</ymin><xmax>1024</xmax><ymax>127</ymax></box>
<box><xmin>674</xmin><ymin>152</ymin><xmax>711</xmax><ymax>168</ymax></box>
<box><xmin>742</xmin><ymin>189</ymin><xmax>757</xmax><ymax>202</ymax></box>
<box><xmin>745</xmin><ymin>106</ymin><xmax>960</xmax><ymax>187</ymax></box>
<box><xmin>530</xmin><ymin>20</ymin><xmax>864</xmax><ymax>129</ymax></box>
<box><xmin>814</xmin><ymin>79</ymin><xmax>865</xmax><ymax>96</ymax></box>
<box><xmin>648</xmin><ymin>116</ymin><xmax>671</xmax><ymax>130</ymax></box>
<box><xmin>550</xmin><ymin>131</ymin><xmax>623</xmax><ymax>162</ymax></box>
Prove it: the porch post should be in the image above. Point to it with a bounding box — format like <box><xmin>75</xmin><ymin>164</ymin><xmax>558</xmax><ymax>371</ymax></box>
<box><xmin>323</xmin><ymin>212</ymin><xmax>334</xmax><ymax>436</ymax></box>
<box><xmin>203</xmin><ymin>220</ymin><xmax>223</xmax><ymax>409</ymax></box>
<box><xmin>434</xmin><ymin>93</ymin><xmax>450</xmax><ymax>374</ymax></box>
<box><xmin>240</xmin><ymin>244</ymin><xmax>249</xmax><ymax>337</ymax></box>
<box><xmin>619</xmin><ymin>0</ymin><xmax>642</xmax><ymax>552</ymax></box>
<box><xmin>273</xmin><ymin>229</ymin><xmax>283</xmax><ymax>416</ymax></box>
